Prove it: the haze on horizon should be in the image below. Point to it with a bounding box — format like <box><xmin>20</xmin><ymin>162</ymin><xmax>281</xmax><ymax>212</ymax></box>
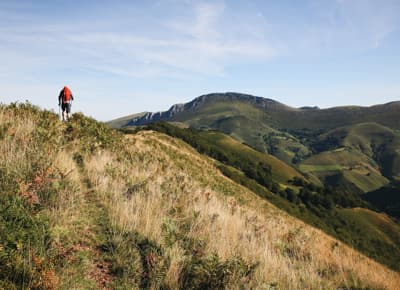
<box><xmin>0</xmin><ymin>0</ymin><xmax>399</xmax><ymax>121</ymax></box>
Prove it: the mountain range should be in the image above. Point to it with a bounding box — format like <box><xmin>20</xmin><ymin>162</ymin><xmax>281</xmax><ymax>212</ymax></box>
<box><xmin>110</xmin><ymin>92</ymin><xmax>400</xmax><ymax>130</ymax></box>
<box><xmin>109</xmin><ymin>92</ymin><xmax>400</xmax><ymax>194</ymax></box>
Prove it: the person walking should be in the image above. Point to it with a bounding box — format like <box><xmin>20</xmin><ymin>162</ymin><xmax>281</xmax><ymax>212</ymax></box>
<box><xmin>58</xmin><ymin>86</ymin><xmax>74</xmax><ymax>121</ymax></box>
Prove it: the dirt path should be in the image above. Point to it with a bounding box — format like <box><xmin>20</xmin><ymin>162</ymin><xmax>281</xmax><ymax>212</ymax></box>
<box><xmin>59</xmin><ymin>155</ymin><xmax>114</xmax><ymax>290</ymax></box>
<box><xmin>82</xmin><ymin>190</ymin><xmax>113</xmax><ymax>290</ymax></box>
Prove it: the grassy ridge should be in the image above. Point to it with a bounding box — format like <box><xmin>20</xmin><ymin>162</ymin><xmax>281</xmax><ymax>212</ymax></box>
<box><xmin>2</xmin><ymin>103</ymin><xmax>400</xmax><ymax>289</ymax></box>
<box><xmin>129</xmin><ymin>121</ymin><xmax>400</xmax><ymax>271</ymax></box>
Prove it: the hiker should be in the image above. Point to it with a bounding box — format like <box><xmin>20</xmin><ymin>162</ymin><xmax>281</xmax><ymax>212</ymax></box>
<box><xmin>58</xmin><ymin>86</ymin><xmax>74</xmax><ymax>121</ymax></box>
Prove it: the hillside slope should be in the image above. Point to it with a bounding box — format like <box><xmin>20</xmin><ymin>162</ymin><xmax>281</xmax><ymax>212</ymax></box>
<box><xmin>1</xmin><ymin>103</ymin><xmax>399</xmax><ymax>289</ymax></box>
<box><xmin>299</xmin><ymin>122</ymin><xmax>400</xmax><ymax>193</ymax></box>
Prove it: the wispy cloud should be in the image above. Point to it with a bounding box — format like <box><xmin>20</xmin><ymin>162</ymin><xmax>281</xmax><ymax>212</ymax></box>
<box><xmin>0</xmin><ymin>0</ymin><xmax>277</xmax><ymax>79</ymax></box>
<box><xmin>2</xmin><ymin>0</ymin><xmax>397</xmax><ymax>80</ymax></box>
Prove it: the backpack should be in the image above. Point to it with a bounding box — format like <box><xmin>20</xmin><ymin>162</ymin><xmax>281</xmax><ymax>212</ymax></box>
<box><xmin>63</xmin><ymin>86</ymin><xmax>72</xmax><ymax>102</ymax></box>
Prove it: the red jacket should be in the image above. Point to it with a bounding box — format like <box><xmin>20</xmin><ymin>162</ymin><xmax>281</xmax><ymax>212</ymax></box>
<box><xmin>58</xmin><ymin>86</ymin><xmax>74</xmax><ymax>103</ymax></box>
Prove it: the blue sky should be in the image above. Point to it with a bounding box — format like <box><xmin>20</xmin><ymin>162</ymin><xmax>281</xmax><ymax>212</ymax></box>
<box><xmin>0</xmin><ymin>0</ymin><xmax>399</xmax><ymax>121</ymax></box>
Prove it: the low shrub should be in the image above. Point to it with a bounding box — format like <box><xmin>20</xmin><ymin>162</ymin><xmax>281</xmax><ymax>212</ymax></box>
<box><xmin>180</xmin><ymin>254</ymin><xmax>256</xmax><ymax>290</ymax></box>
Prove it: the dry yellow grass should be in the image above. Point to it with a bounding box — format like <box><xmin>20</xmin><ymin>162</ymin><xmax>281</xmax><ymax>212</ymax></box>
<box><xmin>84</xmin><ymin>130</ymin><xmax>400</xmax><ymax>290</ymax></box>
<box><xmin>0</xmin><ymin>109</ymin><xmax>37</xmax><ymax>174</ymax></box>
<box><xmin>2</xmin><ymin>105</ymin><xmax>399</xmax><ymax>289</ymax></box>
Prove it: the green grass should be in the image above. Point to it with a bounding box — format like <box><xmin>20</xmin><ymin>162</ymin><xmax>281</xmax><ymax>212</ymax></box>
<box><xmin>343</xmin><ymin>170</ymin><xmax>388</xmax><ymax>193</ymax></box>
<box><xmin>340</xmin><ymin>208</ymin><xmax>400</xmax><ymax>245</ymax></box>
<box><xmin>299</xmin><ymin>164</ymin><xmax>343</xmax><ymax>172</ymax></box>
<box><xmin>336</xmin><ymin>208</ymin><xmax>400</xmax><ymax>270</ymax></box>
<box><xmin>299</xmin><ymin>147</ymin><xmax>389</xmax><ymax>193</ymax></box>
<box><xmin>209</xmin><ymin>131</ymin><xmax>303</xmax><ymax>184</ymax></box>
<box><xmin>302</xmin><ymin>148</ymin><xmax>373</xmax><ymax>166</ymax></box>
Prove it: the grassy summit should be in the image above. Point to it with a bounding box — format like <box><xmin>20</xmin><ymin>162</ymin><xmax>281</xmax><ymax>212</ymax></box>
<box><xmin>1</xmin><ymin>103</ymin><xmax>399</xmax><ymax>289</ymax></box>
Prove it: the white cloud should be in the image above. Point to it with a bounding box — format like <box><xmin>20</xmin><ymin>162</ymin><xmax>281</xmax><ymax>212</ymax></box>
<box><xmin>0</xmin><ymin>0</ymin><xmax>277</xmax><ymax>80</ymax></box>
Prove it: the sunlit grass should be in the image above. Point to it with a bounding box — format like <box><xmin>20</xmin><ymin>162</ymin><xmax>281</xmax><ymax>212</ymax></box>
<box><xmin>1</xmin><ymin>103</ymin><xmax>399</xmax><ymax>289</ymax></box>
